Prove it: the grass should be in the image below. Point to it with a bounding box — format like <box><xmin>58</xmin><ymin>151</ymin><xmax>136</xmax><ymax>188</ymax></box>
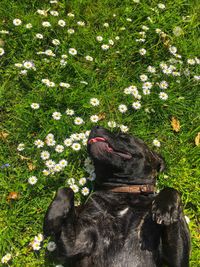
<box><xmin>0</xmin><ymin>0</ymin><xmax>200</xmax><ymax>266</ymax></box>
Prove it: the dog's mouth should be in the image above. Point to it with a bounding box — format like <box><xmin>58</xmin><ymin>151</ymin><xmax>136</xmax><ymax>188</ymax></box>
<box><xmin>88</xmin><ymin>137</ymin><xmax>132</xmax><ymax>160</ymax></box>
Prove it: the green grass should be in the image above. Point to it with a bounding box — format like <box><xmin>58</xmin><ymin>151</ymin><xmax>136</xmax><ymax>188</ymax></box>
<box><xmin>0</xmin><ymin>0</ymin><xmax>200</xmax><ymax>266</ymax></box>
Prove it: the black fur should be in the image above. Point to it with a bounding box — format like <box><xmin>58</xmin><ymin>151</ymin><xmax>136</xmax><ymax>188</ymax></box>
<box><xmin>44</xmin><ymin>126</ymin><xmax>190</xmax><ymax>267</ymax></box>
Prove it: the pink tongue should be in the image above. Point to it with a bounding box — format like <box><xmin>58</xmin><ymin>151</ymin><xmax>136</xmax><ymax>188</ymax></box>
<box><xmin>88</xmin><ymin>137</ymin><xmax>106</xmax><ymax>144</ymax></box>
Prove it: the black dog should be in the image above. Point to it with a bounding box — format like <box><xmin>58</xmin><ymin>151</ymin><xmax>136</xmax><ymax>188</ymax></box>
<box><xmin>44</xmin><ymin>126</ymin><xmax>190</xmax><ymax>267</ymax></box>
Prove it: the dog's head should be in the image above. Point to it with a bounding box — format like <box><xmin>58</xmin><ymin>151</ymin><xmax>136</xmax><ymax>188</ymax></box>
<box><xmin>87</xmin><ymin>126</ymin><xmax>165</xmax><ymax>186</ymax></box>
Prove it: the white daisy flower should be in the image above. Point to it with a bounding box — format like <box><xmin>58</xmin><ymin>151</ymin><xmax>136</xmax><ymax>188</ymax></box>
<box><xmin>187</xmin><ymin>58</ymin><xmax>196</xmax><ymax>65</ymax></box>
<box><xmin>31</xmin><ymin>103</ymin><xmax>40</xmax><ymax>109</ymax></box>
<box><xmin>85</xmin><ymin>55</ymin><xmax>93</xmax><ymax>61</ymax></box>
<box><xmin>70</xmin><ymin>184</ymin><xmax>79</xmax><ymax>193</ymax></box>
<box><xmin>159</xmin><ymin>92</ymin><xmax>168</xmax><ymax>100</ymax></box>
<box><xmin>140</xmin><ymin>74</ymin><xmax>148</xmax><ymax>82</ymax></box>
<box><xmin>45</xmin><ymin>160</ymin><xmax>56</xmax><ymax>169</ymax></box>
<box><xmin>69</xmin><ymin>48</ymin><xmax>77</xmax><ymax>55</ymax></box>
<box><xmin>71</xmin><ymin>142</ymin><xmax>81</xmax><ymax>151</ymax></box>
<box><xmin>42</xmin><ymin>21</ymin><xmax>51</xmax><ymax>27</ymax></box>
<box><xmin>115</xmin><ymin>36</ymin><xmax>120</xmax><ymax>40</ymax></box>
<box><xmin>107</xmin><ymin>121</ymin><xmax>117</xmax><ymax>128</ymax></box>
<box><xmin>14</xmin><ymin>63</ymin><xmax>22</xmax><ymax>68</ymax></box>
<box><xmin>74</xmin><ymin>117</ymin><xmax>84</xmax><ymax>125</ymax></box>
<box><xmin>46</xmin><ymin>139</ymin><xmax>56</xmax><ymax>147</ymax></box>
<box><xmin>37</xmin><ymin>9</ymin><xmax>48</xmax><ymax>16</ymax></box>
<box><xmin>23</xmin><ymin>61</ymin><xmax>34</xmax><ymax>69</ymax></box>
<box><xmin>35</xmin><ymin>33</ymin><xmax>43</xmax><ymax>39</ymax></box>
<box><xmin>77</xmin><ymin>21</ymin><xmax>85</xmax><ymax>26</ymax></box>
<box><xmin>41</xmin><ymin>151</ymin><xmax>50</xmax><ymax>160</ymax></box>
<box><xmin>90</xmin><ymin>115</ymin><xmax>99</xmax><ymax>123</ymax></box>
<box><xmin>147</xmin><ymin>66</ymin><xmax>156</xmax><ymax>73</ymax></box>
<box><xmin>108</xmin><ymin>39</ymin><xmax>114</xmax><ymax>45</ymax></box>
<box><xmin>50</xmin><ymin>10</ymin><xmax>59</xmax><ymax>16</ymax></box>
<box><xmin>1</xmin><ymin>253</ymin><xmax>12</xmax><ymax>264</ymax></box>
<box><xmin>159</xmin><ymin>81</ymin><xmax>169</xmax><ymax>89</ymax></box>
<box><xmin>28</xmin><ymin>176</ymin><xmax>38</xmax><ymax>185</ymax></box>
<box><xmin>90</xmin><ymin>98</ymin><xmax>100</xmax><ymax>106</ymax></box>
<box><xmin>118</xmin><ymin>104</ymin><xmax>128</xmax><ymax>113</ymax></box>
<box><xmin>66</xmin><ymin>109</ymin><xmax>75</xmax><ymax>116</ymax></box>
<box><xmin>103</xmin><ymin>22</ymin><xmax>109</xmax><ymax>27</ymax></box>
<box><xmin>81</xmin><ymin>187</ymin><xmax>90</xmax><ymax>196</ymax></box>
<box><xmin>45</xmin><ymin>49</ymin><xmax>55</xmax><ymax>57</ymax></box>
<box><xmin>119</xmin><ymin>125</ymin><xmax>129</xmax><ymax>133</ymax></box>
<box><xmin>52</xmin><ymin>39</ymin><xmax>60</xmax><ymax>46</ymax></box>
<box><xmin>61</xmin><ymin>54</ymin><xmax>68</xmax><ymax>59</ymax></box>
<box><xmin>13</xmin><ymin>18</ymin><xmax>22</xmax><ymax>26</ymax></box>
<box><xmin>17</xmin><ymin>143</ymin><xmax>25</xmax><ymax>151</ymax></box>
<box><xmin>143</xmin><ymin>88</ymin><xmax>151</xmax><ymax>95</ymax></box>
<box><xmin>96</xmin><ymin>36</ymin><xmax>103</xmax><ymax>42</ymax></box>
<box><xmin>54</xmin><ymin>164</ymin><xmax>62</xmax><ymax>172</ymax></box>
<box><xmin>101</xmin><ymin>44</ymin><xmax>109</xmax><ymax>50</ymax></box>
<box><xmin>32</xmin><ymin>241</ymin><xmax>41</xmax><ymax>251</ymax></box>
<box><xmin>67</xmin><ymin>178</ymin><xmax>75</xmax><ymax>185</ymax></box>
<box><xmin>139</xmin><ymin>48</ymin><xmax>146</xmax><ymax>55</ymax></box>
<box><xmin>59</xmin><ymin>159</ymin><xmax>68</xmax><ymax>168</ymax></box>
<box><xmin>79</xmin><ymin>177</ymin><xmax>87</xmax><ymax>186</ymax></box>
<box><xmin>34</xmin><ymin>233</ymin><xmax>44</xmax><ymax>243</ymax></box>
<box><xmin>52</xmin><ymin>112</ymin><xmax>62</xmax><ymax>120</ymax></box>
<box><xmin>68</xmin><ymin>28</ymin><xmax>75</xmax><ymax>34</ymax></box>
<box><xmin>47</xmin><ymin>241</ymin><xmax>56</xmax><ymax>252</ymax></box>
<box><xmin>60</xmin><ymin>82</ymin><xmax>70</xmax><ymax>88</ymax></box>
<box><xmin>158</xmin><ymin>3</ymin><xmax>166</xmax><ymax>9</ymax></box>
<box><xmin>34</xmin><ymin>139</ymin><xmax>44</xmax><ymax>148</ymax></box>
<box><xmin>58</xmin><ymin>19</ymin><xmax>66</xmax><ymax>27</ymax></box>
<box><xmin>142</xmin><ymin>82</ymin><xmax>153</xmax><ymax>89</ymax></box>
<box><xmin>67</xmin><ymin>12</ymin><xmax>75</xmax><ymax>17</ymax></box>
<box><xmin>152</xmin><ymin>139</ymin><xmax>161</xmax><ymax>147</ymax></box>
<box><xmin>55</xmin><ymin>145</ymin><xmax>64</xmax><ymax>153</ymax></box>
<box><xmin>25</xmin><ymin>23</ymin><xmax>32</xmax><ymax>29</ymax></box>
<box><xmin>42</xmin><ymin>169</ymin><xmax>50</xmax><ymax>176</ymax></box>
<box><xmin>132</xmin><ymin>101</ymin><xmax>141</xmax><ymax>110</ymax></box>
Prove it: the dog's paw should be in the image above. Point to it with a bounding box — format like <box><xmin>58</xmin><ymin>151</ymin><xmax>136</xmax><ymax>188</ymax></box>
<box><xmin>152</xmin><ymin>188</ymin><xmax>182</xmax><ymax>226</ymax></box>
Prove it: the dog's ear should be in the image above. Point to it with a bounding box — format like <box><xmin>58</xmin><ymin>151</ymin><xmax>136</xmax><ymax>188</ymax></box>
<box><xmin>152</xmin><ymin>152</ymin><xmax>165</xmax><ymax>173</ymax></box>
<box><xmin>43</xmin><ymin>188</ymin><xmax>74</xmax><ymax>238</ymax></box>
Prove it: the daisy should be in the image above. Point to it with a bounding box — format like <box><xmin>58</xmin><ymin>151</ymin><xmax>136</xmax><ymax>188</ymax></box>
<box><xmin>70</xmin><ymin>184</ymin><xmax>79</xmax><ymax>193</ymax></box>
<box><xmin>90</xmin><ymin>115</ymin><xmax>99</xmax><ymax>123</ymax></box>
<box><xmin>69</xmin><ymin>48</ymin><xmax>77</xmax><ymax>55</ymax></box>
<box><xmin>54</xmin><ymin>164</ymin><xmax>62</xmax><ymax>172</ymax></box>
<box><xmin>41</xmin><ymin>151</ymin><xmax>50</xmax><ymax>160</ymax></box>
<box><xmin>25</xmin><ymin>23</ymin><xmax>32</xmax><ymax>29</ymax></box>
<box><xmin>23</xmin><ymin>61</ymin><xmax>34</xmax><ymax>69</ymax></box>
<box><xmin>118</xmin><ymin>104</ymin><xmax>128</xmax><ymax>113</ymax></box>
<box><xmin>47</xmin><ymin>241</ymin><xmax>56</xmax><ymax>252</ymax></box>
<box><xmin>159</xmin><ymin>92</ymin><xmax>168</xmax><ymax>100</ymax></box>
<box><xmin>52</xmin><ymin>112</ymin><xmax>62</xmax><ymax>120</ymax></box>
<box><xmin>119</xmin><ymin>125</ymin><xmax>129</xmax><ymax>133</ymax></box>
<box><xmin>158</xmin><ymin>3</ymin><xmax>166</xmax><ymax>9</ymax></box>
<box><xmin>31</xmin><ymin>103</ymin><xmax>40</xmax><ymax>109</ymax></box>
<box><xmin>32</xmin><ymin>241</ymin><xmax>41</xmax><ymax>251</ymax></box>
<box><xmin>101</xmin><ymin>44</ymin><xmax>109</xmax><ymax>50</ymax></box>
<box><xmin>50</xmin><ymin>10</ymin><xmax>59</xmax><ymax>16</ymax></box>
<box><xmin>79</xmin><ymin>177</ymin><xmax>87</xmax><ymax>186</ymax></box>
<box><xmin>90</xmin><ymin>98</ymin><xmax>100</xmax><ymax>106</ymax></box>
<box><xmin>85</xmin><ymin>55</ymin><xmax>93</xmax><ymax>61</ymax></box>
<box><xmin>58</xmin><ymin>19</ymin><xmax>66</xmax><ymax>27</ymax></box>
<box><xmin>35</xmin><ymin>33</ymin><xmax>43</xmax><ymax>39</ymax></box>
<box><xmin>77</xmin><ymin>21</ymin><xmax>85</xmax><ymax>26</ymax></box>
<box><xmin>34</xmin><ymin>234</ymin><xmax>44</xmax><ymax>243</ymax></box>
<box><xmin>132</xmin><ymin>101</ymin><xmax>141</xmax><ymax>110</ymax></box>
<box><xmin>67</xmin><ymin>178</ymin><xmax>75</xmax><ymax>185</ymax></box>
<box><xmin>74</xmin><ymin>117</ymin><xmax>84</xmax><ymax>125</ymax></box>
<box><xmin>66</xmin><ymin>108</ymin><xmax>74</xmax><ymax>116</ymax></box>
<box><xmin>108</xmin><ymin>40</ymin><xmax>114</xmax><ymax>45</ymax></box>
<box><xmin>60</xmin><ymin>59</ymin><xmax>67</xmax><ymax>66</ymax></box>
<box><xmin>13</xmin><ymin>19</ymin><xmax>22</xmax><ymax>26</ymax></box>
<box><xmin>60</xmin><ymin>82</ymin><xmax>70</xmax><ymax>88</ymax></box>
<box><xmin>45</xmin><ymin>160</ymin><xmax>56</xmax><ymax>169</ymax></box>
<box><xmin>140</xmin><ymin>74</ymin><xmax>148</xmax><ymax>82</ymax></box>
<box><xmin>55</xmin><ymin>145</ymin><xmax>64</xmax><ymax>153</ymax></box>
<box><xmin>17</xmin><ymin>143</ymin><xmax>25</xmax><ymax>151</ymax></box>
<box><xmin>61</xmin><ymin>54</ymin><xmax>68</xmax><ymax>59</ymax></box>
<box><xmin>68</xmin><ymin>28</ymin><xmax>75</xmax><ymax>34</ymax></box>
<box><xmin>187</xmin><ymin>58</ymin><xmax>196</xmax><ymax>65</ymax></box>
<box><xmin>59</xmin><ymin>159</ymin><xmax>68</xmax><ymax>168</ymax></box>
<box><xmin>34</xmin><ymin>139</ymin><xmax>44</xmax><ymax>148</ymax></box>
<box><xmin>46</xmin><ymin>133</ymin><xmax>54</xmax><ymax>140</ymax></box>
<box><xmin>139</xmin><ymin>48</ymin><xmax>146</xmax><ymax>56</ymax></box>
<box><xmin>143</xmin><ymin>88</ymin><xmax>151</xmax><ymax>95</ymax></box>
<box><xmin>71</xmin><ymin>142</ymin><xmax>81</xmax><ymax>151</ymax></box>
<box><xmin>169</xmin><ymin>46</ymin><xmax>177</xmax><ymax>55</ymax></box>
<box><xmin>1</xmin><ymin>253</ymin><xmax>12</xmax><ymax>264</ymax></box>
<box><xmin>142</xmin><ymin>82</ymin><xmax>153</xmax><ymax>89</ymax></box>
<box><xmin>96</xmin><ymin>36</ymin><xmax>103</xmax><ymax>42</ymax></box>
<box><xmin>147</xmin><ymin>66</ymin><xmax>156</xmax><ymax>73</ymax></box>
<box><xmin>42</xmin><ymin>21</ymin><xmax>51</xmax><ymax>27</ymax></box>
<box><xmin>107</xmin><ymin>121</ymin><xmax>117</xmax><ymax>128</ymax></box>
<box><xmin>103</xmin><ymin>23</ymin><xmax>109</xmax><ymax>27</ymax></box>
<box><xmin>45</xmin><ymin>49</ymin><xmax>55</xmax><ymax>57</ymax></box>
<box><xmin>28</xmin><ymin>176</ymin><xmax>38</xmax><ymax>185</ymax></box>
<box><xmin>52</xmin><ymin>39</ymin><xmax>60</xmax><ymax>45</ymax></box>
<box><xmin>81</xmin><ymin>187</ymin><xmax>90</xmax><ymax>196</ymax></box>
<box><xmin>152</xmin><ymin>139</ymin><xmax>161</xmax><ymax>147</ymax></box>
<box><xmin>67</xmin><ymin>13</ymin><xmax>75</xmax><ymax>17</ymax></box>
<box><xmin>37</xmin><ymin>9</ymin><xmax>48</xmax><ymax>16</ymax></box>
<box><xmin>46</xmin><ymin>139</ymin><xmax>56</xmax><ymax>146</ymax></box>
<box><xmin>42</xmin><ymin>169</ymin><xmax>50</xmax><ymax>176</ymax></box>
<box><xmin>159</xmin><ymin>81</ymin><xmax>169</xmax><ymax>89</ymax></box>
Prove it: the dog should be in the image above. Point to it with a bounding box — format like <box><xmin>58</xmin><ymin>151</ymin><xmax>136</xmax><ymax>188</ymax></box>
<box><xmin>43</xmin><ymin>126</ymin><xmax>190</xmax><ymax>267</ymax></box>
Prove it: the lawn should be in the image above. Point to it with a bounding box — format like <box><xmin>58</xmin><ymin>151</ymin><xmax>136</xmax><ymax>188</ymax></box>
<box><xmin>0</xmin><ymin>0</ymin><xmax>199</xmax><ymax>266</ymax></box>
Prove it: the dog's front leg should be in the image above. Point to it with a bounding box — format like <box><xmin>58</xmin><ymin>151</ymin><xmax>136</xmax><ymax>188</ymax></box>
<box><xmin>152</xmin><ymin>187</ymin><xmax>190</xmax><ymax>267</ymax></box>
<box><xmin>43</xmin><ymin>188</ymin><xmax>95</xmax><ymax>260</ymax></box>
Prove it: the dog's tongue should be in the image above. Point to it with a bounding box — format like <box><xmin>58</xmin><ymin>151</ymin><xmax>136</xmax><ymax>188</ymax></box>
<box><xmin>88</xmin><ymin>137</ymin><xmax>106</xmax><ymax>144</ymax></box>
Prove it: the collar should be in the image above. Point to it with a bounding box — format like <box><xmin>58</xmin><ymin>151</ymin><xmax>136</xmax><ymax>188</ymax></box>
<box><xmin>109</xmin><ymin>184</ymin><xmax>155</xmax><ymax>194</ymax></box>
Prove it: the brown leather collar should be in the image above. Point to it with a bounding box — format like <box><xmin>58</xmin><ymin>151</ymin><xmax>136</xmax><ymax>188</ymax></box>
<box><xmin>110</xmin><ymin>184</ymin><xmax>155</xmax><ymax>194</ymax></box>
